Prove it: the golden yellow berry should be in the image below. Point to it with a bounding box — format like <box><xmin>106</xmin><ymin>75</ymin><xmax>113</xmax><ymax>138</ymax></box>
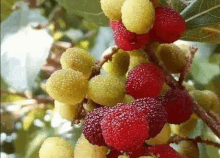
<box><xmin>122</xmin><ymin>94</ymin><xmax>135</xmax><ymax>104</ymax></box>
<box><xmin>100</xmin><ymin>0</ymin><xmax>126</xmax><ymax>20</ymax></box>
<box><xmin>121</xmin><ymin>0</ymin><xmax>155</xmax><ymax>34</ymax></box>
<box><xmin>46</xmin><ymin>69</ymin><xmax>88</xmax><ymax>105</ymax></box>
<box><xmin>60</xmin><ymin>47</ymin><xmax>95</xmax><ymax>78</ymax></box>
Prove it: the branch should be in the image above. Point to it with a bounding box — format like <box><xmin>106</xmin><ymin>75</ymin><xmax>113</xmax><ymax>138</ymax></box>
<box><xmin>143</xmin><ymin>44</ymin><xmax>220</xmax><ymax>138</ymax></box>
<box><xmin>178</xmin><ymin>46</ymin><xmax>197</xmax><ymax>87</ymax></box>
<box><xmin>208</xmin><ymin>111</ymin><xmax>220</xmax><ymax>125</ymax></box>
<box><xmin>89</xmin><ymin>45</ymin><xmax>119</xmax><ymax>79</ymax></box>
<box><xmin>168</xmin><ymin>135</ymin><xmax>220</xmax><ymax>148</ymax></box>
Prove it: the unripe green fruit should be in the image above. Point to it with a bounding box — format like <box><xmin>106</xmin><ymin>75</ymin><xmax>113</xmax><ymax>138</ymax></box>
<box><xmin>103</xmin><ymin>49</ymin><xmax>130</xmax><ymax>77</ymax></box>
<box><xmin>122</xmin><ymin>94</ymin><xmax>135</xmax><ymax>104</ymax></box>
<box><xmin>60</xmin><ymin>47</ymin><xmax>95</xmax><ymax>78</ymax></box>
<box><xmin>178</xmin><ymin>140</ymin><xmax>199</xmax><ymax>158</ymax></box>
<box><xmin>127</xmin><ymin>50</ymin><xmax>149</xmax><ymax>73</ymax></box>
<box><xmin>156</xmin><ymin>44</ymin><xmax>189</xmax><ymax>73</ymax></box>
<box><xmin>189</xmin><ymin>90</ymin><xmax>219</xmax><ymax>111</ymax></box>
<box><xmin>147</xmin><ymin>123</ymin><xmax>171</xmax><ymax>145</ymax></box>
<box><xmin>170</xmin><ymin>115</ymin><xmax>197</xmax><ymax>137</ymax></box>
<box><xmin>46</xmin><ymin>69</ymin><xmax>88</xmax><ymax>105</ymax></box>
<box><xmin>54</xmin><ymin>100</ymin><xmax>77</xmax><ymax>120</ymax></box>
<box><xmin>39</xmin><ymin>137</ymin><xmax>74</xmax><ymax>158</ymax></box>
<box><xmin>121</xmin><ymin>0</ymin><xmax>155</xmax><ymax>34</ymax></box>
<box><xmin>87</xmin><ymin>75</ymin><xmax>125</xmax><ymax>106</ymax></box>
<box><xmin>100</xmin><ymin>0</ymin><xmax>126</xmax><ymax>20</ymax></box>
<box><xmin>74</xmin><ymin>135</ymin><xmax>108</xmax><ymax>158</ymax></box>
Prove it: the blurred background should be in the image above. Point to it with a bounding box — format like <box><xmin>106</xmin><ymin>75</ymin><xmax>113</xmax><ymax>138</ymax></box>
<box><xmin>1</xmin><ymin>0</ymin><xmax>220</xmax><ymax>157</ymax></box>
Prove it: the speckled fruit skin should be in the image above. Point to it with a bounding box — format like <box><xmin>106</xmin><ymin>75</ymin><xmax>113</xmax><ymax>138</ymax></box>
<box><xmin>129</xmin><ymin>145</ymin><xmax>149</xmax><ymax>158</ymax></box>
<box><xmin>148</xmin><ymin>144</ymin><xmax>182</xmax><ymax>158</ymax></box>
<box><xmin>132</xmin><ymin>97</ymin><xmax>168</xmax><ymax>138</ymax></box>
<box><xmin>111</xmin><ymin>21</ymin><xmax>150</xmax><ymax>51</ymax></box>
<box><xmin>149</xmin><ymin>6</ymin><xmax>186</xmax><ymax>43</ymax></box>
<box><xmin>101</xmin><ymin>103</ymin><xmax>149</xmax><ymax>152</ymax></box>
<box><xmin>159</xmin><ymin>90</ymin><xmax>194</xmax><ymax>124</ymax></box>
<box><xmin>83</xmin><ymin>107</ymin><xmax>110</xmax><ymax>146</ymax></box>
<box><xmin>126</xmin><ymin>63</ymin><xmax>165</xmax><ymax>99</ymax></box>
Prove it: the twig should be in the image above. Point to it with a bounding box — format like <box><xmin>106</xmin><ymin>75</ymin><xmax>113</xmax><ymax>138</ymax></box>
<box><xmin>168</xmin><ymin>135</ymin><xmax>220</xmax><ymax>148</ymax></box>
<box><xmin>178</xmin><ymin>46</ymin><xmax>198</xmax><ymax>88</ymax></box>
<box><xmin>143</xmin><ymin>45</ymin><xmax>220</xmax><ymax>138</ymax></box>
<box><xmin>208</xmin><ymin>111</ymin><xmax>220</xmax><ymax>125</ymax></box>
<box><xmin>89</xmin><ymin>45</ymin><xmax>119</xmax><ymax>79</ymax></box>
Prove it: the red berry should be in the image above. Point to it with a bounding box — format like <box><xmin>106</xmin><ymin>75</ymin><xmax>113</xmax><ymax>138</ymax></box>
<box><xmin>82</xmin><ymin>107</ymin><xmax>110</xmax><ymax>146</ymax></box>
<box><xmin>149</xmin><ymin>6</ymin><xmax>186</xmax><ymax>43</ymax></box>
<box><xmin>132</xmin><ymin>97</ymin><xmax>168</xmax><ymax>138</ymax></box>
<box><xmin>126</xmin><ymin>63</ymin><xmax>165</xmax><ymax>99</ymax></box>
<box><xmin>112</xmin><ymin>21</ymin><xmax>149</xmax><ymax>51</ymax></box>
<box><xmin>101</xmin><ymin>103</ymin><xmax>149</xmax><ymax>152</ymax></box>
<box><xmin>159</xmin><ymin>90</ymin><xmax>194</xmax><ymax>124</ymax></box>
<box><xmin>129</xmin><ymin>144</ymin><xmax>149</xmax><ymax>158</ymax></box>
<box><xmin>148</xmin><ymin>144</ymin><xmax>183</xmax><ymax>158</ymax></box>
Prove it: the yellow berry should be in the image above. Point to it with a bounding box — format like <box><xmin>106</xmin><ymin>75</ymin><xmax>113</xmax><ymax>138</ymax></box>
<box><xmin>87</xmin><ymin>75</ymin><xmax>125</xmax><ymax>106</ymax></box>
<box><xmin>46</xmin><ymin>69</ymin><xmax>88</xmax><ymax>105</ymax></box>
<box><xmin>54</xmin><ymin>100</ymin><xmax>77</xmax><ymax>120</ymax></box>
<box><xmin>183</xmin><ymin>81</ymin><xmax>195</xmax><ymax>92</ymax></box>
<box><xmin>103</xmin><ymin>49</ymin><xmax>130</xmax><ymax>77</ymax></box>
<box><xmin>100</xmin><ymin>0</ymin><xmax>126</xmax><ymax>20</ymax></box>
<box><xmin>60</xmin><ymin>47</ymin><xmax>95</xmax><ymax>78</ymax></box>
<box><xmin>178</xmin><ymin>140</ymin><xmax>199</xmax><ymax>158</ymax></box>
<box><xmin>118</xmin><ymin>155</ymin><xmax>129</xmax><ymax>158</ymax></box>
<box><xmin>121</xmin><ymin>0</ymin><xmax>155</xmax><ymax>34</ymax></box>
<box><xmin>170</xmin><ymin>115</ymin><xmax>197</xmax><ymax>137</ymax></box>
<box><xmin>147</xmin><ymin>123</ymin><xmax>171</xmax><ymax>145</ymax></box>
<box><xmin>74</xmin><ymin>135</ymin><xmax>108</xmax><ymax>158</ymax></box>
<box><xmin>122</xmin><ymin>94</ymin><xmax>135</xmax><ymax>104</ymax></box>
<box><xmin>39</xmin><ymin>137</ymin><xmax>74</xmax><ymax>158</ymax></box>
<box><xmin>83</xmin><ymin>100</ymin><xmax>97</xmax><ymax>113</ymax></box>
<box><xmin>156</xmin><ymin>44</ymin><xmax>189</xmax><ymax>73</ymax></box>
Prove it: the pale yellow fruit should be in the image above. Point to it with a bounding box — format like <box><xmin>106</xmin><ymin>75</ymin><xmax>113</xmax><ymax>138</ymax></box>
<box><xmin>189</xmin><ymin>90</ymin><xmax>219</xmax><ymax>111</ymax></box>
<box><xmin>122</xmin><ymin>0</ymin><xmax>155</xmax><ymax>34</ymax></box>
<box><xmin>122</xmin><ymin>94</ymin><xmax>135</xmax><ymax>104</ymax></box>
<box><xmin>103</xmin><ymin>49</ymin><xmax>130</xmax><ymax>77</ymax></box>
<box><xmin>54</xmin><ymin>100</ymin><xmax>77</xmax><ymax>120</ymax></box>
<box><xmin>171</xmin><ymin>115</ymin><xmax>197</xmax><ymax>137</ymax></box>
<box><xmin>100</xmin><ymin>0</ymin><xmax>126</xmax><ymax>20</ymax></box>
<box><xmin>147</xmin><ymin>123</ymin><xmax>171</xmax><ymax>145</ymax></box>
<box><xmin>183</xmin><ymin>81</ymin><xmax>195</xmax><ymax>92</ymax></box>
<box><xmin>127</xmin><ymin>50</ymin><xmax>149</xmax><ymax>73</ymax></box>
<box><xmin>118</xmin><ymin>155</ymin><xmax>129</xmax><ymax>158</ymax></box>
<box><xmin>87</xmin><ymin>75</ymin><xmax>125</xmax><ymax>106</ymax></box>
<box><xmin>178</xmin><ymin>140</ymin><xmax>199</xmax><ymax>158</ymax></box>
<box><xmin>60</xmin><ymin>47</ymin><xmax>95</xmax><ymax>78</ymax></box>
<box><xmin>74</xmin><ymin>135</ymin><xmax>108</xmax><ymax>158</ymax></box>
<box><xmin>83</xmin><ymin>100</ymin><xmax>97</xmax><ymax>113</ymax></box>
<box><xmin>39</xmin><ymin>137</ymin><xmax>74</xmax><ymax>158</ymax></box>
<box><xmin>157</xmin><ymin>44</ymin><xmax>189</xmax><ymax>73</ymax></box>
<box><xmin>46</xmin><ymin>69</ymin><xmax>88</xmax><ymax>105</ymax></box>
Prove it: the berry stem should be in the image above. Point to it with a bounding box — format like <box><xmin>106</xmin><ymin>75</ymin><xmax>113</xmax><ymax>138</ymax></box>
<box><xmin>178</xmin><ymin>46</ymin><xmax>197</xmax><ymax>88</ymax></box>
<box><xmin>89</xmin><ymin>45</ymin><xmax>119</xmax><ymax>79</ymax></box>
<box><xmin>168</xmin><ymin>134</ymin><xmax>220</xmax><ymax>148</ymax></box>
<box><xmin>208</xmin><ymin>111</ymin><xmax>220</xmax><ymax>125</ymax></box>
<box><xmin>143</xmin><ymin>45</ymin><xmax>220</xmax><ymax>138</ymax></box>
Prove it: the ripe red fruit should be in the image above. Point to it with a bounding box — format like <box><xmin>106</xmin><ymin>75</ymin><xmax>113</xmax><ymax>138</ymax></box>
<box><xmin>149</xmin><ymin>6</ymin><xmax>186</xmax><ymax>43</ymax></box>
<box><xmin>111</xmin><ymin>20</ymin><xmax>150</xmax><ymax>51</ymax></box>
<box><xmin>126</xmin><ymin>63</ymin><xmax>165</xmax><ymax>99</ymax></box>
<box><xmin>159</xmin><ymin>90</ymin><xmax>194</xmax><ymax>124</ymax></box>
<box><xmin>147</xmin><ymin>144</ymin><xmax>183</xmax><ymax>158</ymax></box>
<box><xmin>101</xmin><ymin>103</ymin><xmax>149</xmax><ymax>152</ymax></box>
<box><xmin>106</xmin><ymin>149</ymin><xmax>121</xmax><ymax>158</ymax></box>
<box><xmin>129</xmin><ymin>144</ymin><xmax>149</xmax><ymax>158</ymax></box>
<box><xmin>132</xmin><ymin>97</ymin><xmax>168</xmax><ymax>138</ymax></box>
<box><xmin>82</xmin><ymin>107</ymin><xmax>110</xmax><ymax>146</ymax></box>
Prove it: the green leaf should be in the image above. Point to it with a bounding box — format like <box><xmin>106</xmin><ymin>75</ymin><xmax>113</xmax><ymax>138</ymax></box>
<box><xmin>56</xmin><ymin>0</ymin><xmax>109</xmax><ymax>26</ymax></box>
<box><xmin>0</xmin><ymin>0</ymin><xmax>17</xmax><ymax>22</ymax></box>
<box><xmin>190</xmin><ymin>56</ymin><xmax>220</xmax><ymax>84</ymax></box>
<box><xmin>209</xmin><ymin>53</ymin><xmax>220</xmax><ymax>64</ymax></box>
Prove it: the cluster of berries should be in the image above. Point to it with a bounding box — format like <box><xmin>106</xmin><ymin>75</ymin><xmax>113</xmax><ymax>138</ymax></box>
<box><xmin>82</xmin><ymin>63</ymin><xmax>195</xmax><ymax>157</ymax></box>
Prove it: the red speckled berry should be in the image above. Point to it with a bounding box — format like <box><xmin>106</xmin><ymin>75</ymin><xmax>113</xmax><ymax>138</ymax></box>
<box><xmin>129</xmin><ymin>144</ymin><xmax>149</xmax><ymax>158</ymax></box>
<box><xmin>149</xmin><ymin>6</ymin><xmax>186</xmax><ymax>43</ymax></box>
<box><xmin>148</xmin><ymin>144</ymin><xmax>183</xmax><ymax>158</ymax></box>
<box><xmin>82</xmin><ymin>107</ymin><xmax>110</xmax><ymax>146</ymax></box>
<box><xmin>132</xmin><ymin>97</ymin><xmax>168</xmax><ymax>138</ymax></box>
<box><xmin>112</xmin><ymin>21</ymin><xmax>149</xmax><ymax>51</ymax></box>
<box><xmin>159</xmin><ymin>89</ymin><xmax>194</xmax><ymax>124</ymax></box>
<box><xmin>101</xmin><ymin>103</ymin><xmax>149</xmax><ymax>152</ymax></box>
<box><xmin>126</xmin><ymin>63</ymin><xmax>165</xmax><ymax>99</ymax></box>
<box><xmin>106</xmin><ymin>149</ymin><xmax>121</xmax><ymax>158</ymax></box>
